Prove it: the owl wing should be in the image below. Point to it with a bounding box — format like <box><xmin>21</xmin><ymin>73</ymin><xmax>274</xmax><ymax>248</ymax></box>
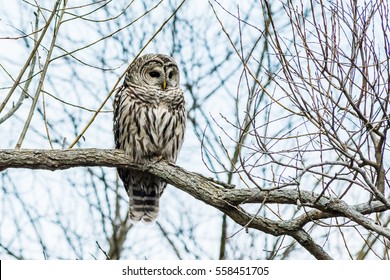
<box><xmin>113</xmin><ymin>85</ymin><xmax>123</xmax><ymax>150</ymax></box>
<box><xmin>113</xmin><ymin>85</ymin><xmax>164</xmax><ymax>223</ymax></box>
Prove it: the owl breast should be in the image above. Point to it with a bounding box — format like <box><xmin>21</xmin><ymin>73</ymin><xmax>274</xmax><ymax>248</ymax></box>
<box><xmin>118</xmin><ymin>87</ymin><xmax>186</xmax><ymax>163</ymax></box>
<box><xmin>144</xmin><ymin>105</ymin><xmax>180</xmax><ymax>158</ymax></box>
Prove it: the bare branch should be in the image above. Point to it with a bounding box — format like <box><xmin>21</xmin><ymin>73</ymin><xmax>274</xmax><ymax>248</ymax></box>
<box><xmin>2</xmin><ymin>148</ymin><xmax>390</xmax><ymax>259</ymax></box>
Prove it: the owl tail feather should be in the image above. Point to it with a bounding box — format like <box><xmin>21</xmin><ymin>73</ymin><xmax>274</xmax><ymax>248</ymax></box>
<box><xmin>128</xmin><ymin>183</ymin><xmax>160</xmax><ymax>224</ymax></box>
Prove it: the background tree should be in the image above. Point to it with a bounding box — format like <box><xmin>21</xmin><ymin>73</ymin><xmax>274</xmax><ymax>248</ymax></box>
<box><xmin>0</xmin><ymin>0</ymin><xmax>389</xmax><ymax>260</ymax></box>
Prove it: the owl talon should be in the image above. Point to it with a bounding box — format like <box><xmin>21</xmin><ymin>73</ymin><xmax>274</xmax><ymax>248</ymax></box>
<box><xmin>148</xmin><ymin>155</ymin><xmax>164</xmax><ymax>163</ymax></box>
<box><xmin>155</xmin><ymin>155</ymin><xmax>164</xmax><ymax>162</ymax></box>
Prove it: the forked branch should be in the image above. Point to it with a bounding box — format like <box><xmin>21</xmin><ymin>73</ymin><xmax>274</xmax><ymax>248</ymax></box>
<box><xmin>1</xmin><ymin>149</ymin><xmax>390</xmax><ymax>259</ymax></box>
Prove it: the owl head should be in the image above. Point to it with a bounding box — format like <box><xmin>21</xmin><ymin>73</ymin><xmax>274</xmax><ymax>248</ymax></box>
<box><xmin>125</xmin><ymin>53</ymin><xmax>180</xmax><ymax>90</ymax></box>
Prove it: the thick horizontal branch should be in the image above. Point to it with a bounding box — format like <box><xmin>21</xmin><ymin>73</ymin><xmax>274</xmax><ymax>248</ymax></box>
<box><xmin>0</xmin><ymin>149</ymin><xmax>141</xmax><ymax>170</ymax></box>
<box><xmin>1</xmin><ymin>148</ymin><xmax>390</xmax><ymax>259</ymax></box>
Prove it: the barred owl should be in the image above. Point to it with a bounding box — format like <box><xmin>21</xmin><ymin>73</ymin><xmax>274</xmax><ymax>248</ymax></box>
<box><xmin>113</xmin><ymin>54</ymin><xmax>186</xmax><ymax>224</ymax></box>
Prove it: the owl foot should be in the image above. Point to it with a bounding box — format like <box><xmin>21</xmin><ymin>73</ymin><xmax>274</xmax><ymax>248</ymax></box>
<box><xmin>150</xmin><ymin>155</ymin><xmax>164</xmax><ymax>163</ymax></box>
<box><xmin>143</xmin><ymin>153</ymin><xmax>164</xmax><ymax>163</ymax></box>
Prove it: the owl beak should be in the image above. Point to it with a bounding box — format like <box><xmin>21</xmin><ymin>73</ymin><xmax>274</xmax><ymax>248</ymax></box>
<box><xmin>162</xmin><ymin>79</ymin><xmax>167</xmax><ymax>90</ymax></box>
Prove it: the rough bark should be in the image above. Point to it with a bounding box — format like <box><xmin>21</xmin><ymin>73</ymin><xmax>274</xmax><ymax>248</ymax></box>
<box><xmin>1</xmin><ymin>149</ymin><xmax>389</xmax><ymax>259</ymax></box>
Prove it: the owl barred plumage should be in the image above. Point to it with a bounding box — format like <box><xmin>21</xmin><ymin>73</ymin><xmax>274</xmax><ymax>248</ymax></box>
<box><xmin>113</xmin><ymin>54</ymin><xmax>186</xmax><ymax>223</ymax></box>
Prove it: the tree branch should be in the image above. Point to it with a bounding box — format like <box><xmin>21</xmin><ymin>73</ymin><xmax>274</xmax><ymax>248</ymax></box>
<box><xmin>1</xmin><ymin>148</ymin><xmax>389</xmax><ymax>259</ymax></box>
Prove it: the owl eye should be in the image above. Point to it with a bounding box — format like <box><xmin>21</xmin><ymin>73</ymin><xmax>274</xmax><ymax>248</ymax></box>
<box><xmin>149</xmin><ymin>71</ymin><xmax>160</xmax><ymax>78</ymax></box>
<box><xmin>168</xmin><ymin>72</ymin><xmax>174</xmax><ymax>79</ymax></box>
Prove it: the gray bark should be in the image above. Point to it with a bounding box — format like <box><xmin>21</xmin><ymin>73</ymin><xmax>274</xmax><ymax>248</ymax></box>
<box><xmin>1</xmin><ymin>149</ymin><xmax>389</xmax><ymax>259</ymax></box>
